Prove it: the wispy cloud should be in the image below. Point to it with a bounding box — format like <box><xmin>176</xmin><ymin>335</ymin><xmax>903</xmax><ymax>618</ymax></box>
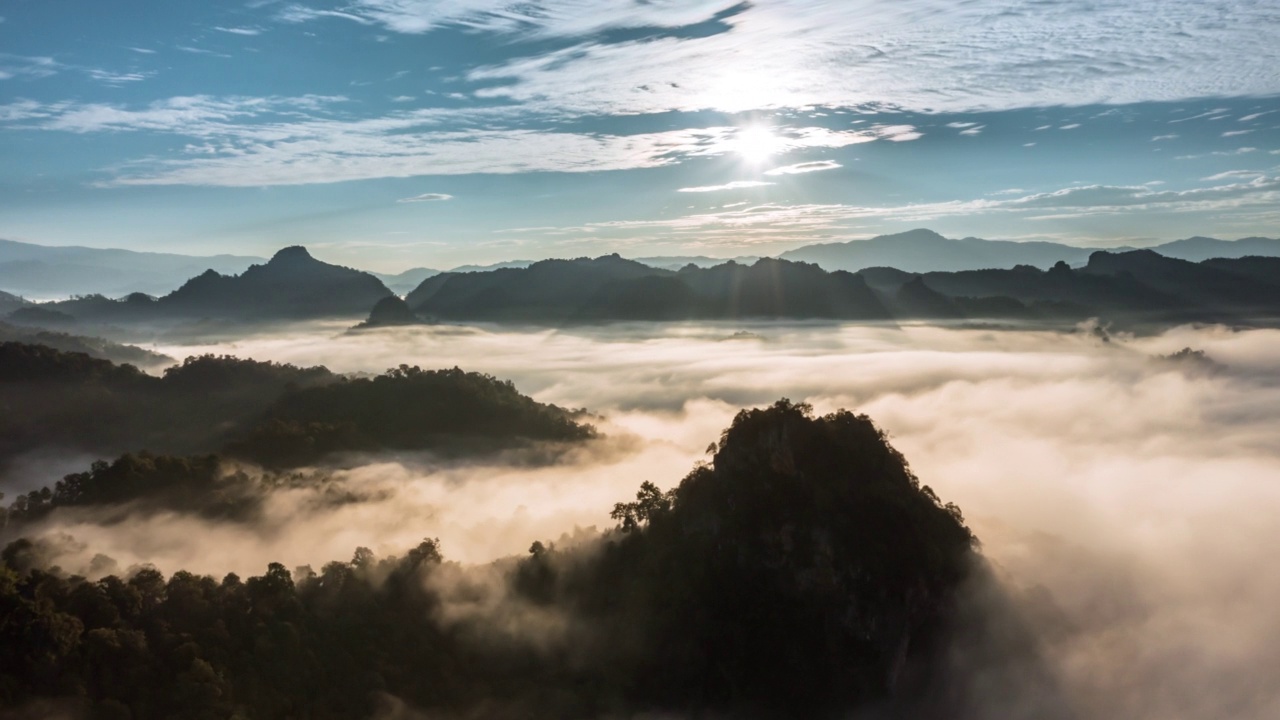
<box><xmin>436</xmin><ymin>0</ymin><xmax>1280</xmax><ymax>115</ymax></box>
<box><xmin>398</xmin><ymin>192</ymin><xmax>453</xmax><ymax>202</ymax></box>
<box><xmin>86</xmin><ymin>69</ymin><xmax>151</xmax><ymax>85</ymax></box>
<box><xmin>763</xmin><ymin>160</ymin><xmax>841</xmax><ymax>176</ymax></box>
<box><xmin>677</xmin><ymin>180</ymin><xmax>774</xmax><ymax>193</ymax></box>
<box><xmin>279</xmin><ymin>5</ymin><xmax>377</xmax><ymax>25</ymax></box>
<box><xmin>214</xmin><ymin>26</ymin><xmax>264</xmax><ymax>36</ymax></box>
<box><xmin>495</xmin><ymin>176</ymin><xmax>1280</xmax><ymax>248</ymax></box>
<box><xmin>0</xmin><ymin>53</ymin><xmax>152</xmax><ymax>85</ymax></box>
<box><xmin>1</xmin><ymin>95</ymin><xmax>915</xmax><ymax>186</ymax></box>
<box><xmin>0</xmin><ymin>54</ymin><xmax>60</xmax><ymax>81</ymax></box>
<box><xmin>176</xmin><ymin>46</ymin><xmax>233</xmax><ymax>58</ymax></box>
<box><xmin>1201</xmin><ymin>170</ymin><xmax>1266</xmax><ymax>182</ymax></box>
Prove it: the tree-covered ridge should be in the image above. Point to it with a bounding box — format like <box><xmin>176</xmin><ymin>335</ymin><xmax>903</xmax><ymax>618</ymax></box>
<box><xmin>0</xmin><ymin>344</ymin><xmax>595</xmax><ymax>476</ymax></box>
<box><xmin>0</xmin><ymin>323</ymin><xmax>173</xmax><ymax>368</ymax></box>
<box><xmin>228</xmin><ymin>364</ymin><xmax>595</xmax><ymax>467</ymax></box>
<box><xmin>0</xmin><ymin>402</ymin><xmax>982</xmax><ymax>719</ymax></box>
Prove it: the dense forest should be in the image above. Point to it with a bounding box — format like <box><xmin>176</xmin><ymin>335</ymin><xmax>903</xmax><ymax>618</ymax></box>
<box><xmin>0</xmin><ymin>401</ymin><xmax>1051</xmax><ymax>720</ymax></box>
<box><xmin>0</xmin><ymin>342</ymin><xmax>595</xmax><ymax>478</ymax></box>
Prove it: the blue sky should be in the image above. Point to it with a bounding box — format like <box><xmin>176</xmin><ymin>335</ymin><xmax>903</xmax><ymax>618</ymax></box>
<box><xmin>1</xmin><ymin>0</ymin><xmax>1278</xmax><ymax>271</ymax></box>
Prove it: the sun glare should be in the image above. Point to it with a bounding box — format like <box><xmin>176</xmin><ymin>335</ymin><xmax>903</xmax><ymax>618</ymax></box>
<box><xmin>735</xmin><ymin>125</ymin><xmax>782</xmax><ymax>164</ymax></box>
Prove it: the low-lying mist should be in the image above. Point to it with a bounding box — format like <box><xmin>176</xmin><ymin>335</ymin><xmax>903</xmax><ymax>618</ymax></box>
<box><xmin>10</xmin><ymin>320</ymin><xmax>1280</xmax><ymax>718</ymax></box>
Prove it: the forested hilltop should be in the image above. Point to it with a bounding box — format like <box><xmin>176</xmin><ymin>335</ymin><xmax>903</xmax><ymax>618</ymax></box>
<box><xmin>0</xmin><ymin>342</ymin><xmax>594</xmax><ymax>480</ymax></box>
<box><xmin>0</xmin><ymin>402</ymin><xmax>1062</xmax><ymax>720</ymax></box>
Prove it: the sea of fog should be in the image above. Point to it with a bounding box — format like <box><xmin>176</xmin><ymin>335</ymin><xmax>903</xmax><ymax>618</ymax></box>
<box><xmin>16</xmin><ymin>320</ymin><xmax>1280</xmax><ymax>718</ymax></box>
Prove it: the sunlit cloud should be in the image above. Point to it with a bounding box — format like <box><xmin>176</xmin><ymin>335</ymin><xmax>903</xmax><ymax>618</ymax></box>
<box><xmin>763</xmin><ymin>160</ymin><xmax>841</xmax><ymax>176</ymax></box>
<box><xmin>677</xmin><ymin>180</ymin><xmax>773</xmax><ymax>193</ymax></box>
<box><xmin>397</xmin><ymin>192</ymin><xmax>453</xmax><ymax>202</ymax></box>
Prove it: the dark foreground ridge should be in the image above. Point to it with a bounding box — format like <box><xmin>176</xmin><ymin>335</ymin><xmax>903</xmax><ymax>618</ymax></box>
<box><xmin>0</xmin><ymin>401</ymin><xmax>1067</xmax><ymax>719</ymax></box>
<box><xmin>0</xmin><ymin>343</ymin><xmax>593</xmax><ymax>478</ymax></box>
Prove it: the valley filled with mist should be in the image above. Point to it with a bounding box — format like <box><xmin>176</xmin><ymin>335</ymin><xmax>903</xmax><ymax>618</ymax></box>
<box><xmin>3</xmin><ymin>315</ymin><xmax>1279</xmax><ymax>718</ymax></box>
<box><xmin>5</xmin><ymin>1</ymin><xmax>1279</xmax><ymax>716</ymax></box>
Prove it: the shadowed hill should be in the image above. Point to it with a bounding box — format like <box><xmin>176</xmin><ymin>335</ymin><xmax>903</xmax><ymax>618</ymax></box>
<box><xmin>0</xmin><ymin>344</ymin><xmax>591</xmax><ymax>475</ymax></box>
<box><xmin>407</xmin><ymin>254</ymin><xmax>664</xmax><ymax>321</ymax></box>
<box><xmin>160</xmin><ymin>246</ymin><xmax>392</xmax><ymax>319</ymax></box>
<box><xmin>0</xmin><ymin>322</ymin><xmax>172</xmax><ymax>368</ymax></box>
<box><xmin>351</xmin><ymin>296</ymin><xmax>426</xmax><ymax>329</ymax></box>
<box><xmin>399</xmin><ymin>250</ymin><xmax>1280</xmax><ymax>328</ymax></box>
<box><xmin>38</xmin><ymin>247</ymin><xmax>393</xmax><ymax>324</ymax></box>
<box><xmin>407</xmin><ymin>255</ymin><xmax>892</xmax><ymax>322</ymax></box>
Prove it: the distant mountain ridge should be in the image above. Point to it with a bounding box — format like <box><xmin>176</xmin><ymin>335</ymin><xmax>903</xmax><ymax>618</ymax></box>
<box><xmin>0</xmin><ymin>238</ymin><xmax>263</xmax><ymax>298</ymax></box>
<box><xmin>32</xmin><ymin>246</ymin><xmax>392</xmax><ymax>325</ymax></box>
<box><xmin>780</xmin><ymin>228</ymin><xmax>1280</xmax><ymax>273</ymax></box>
<box><xmin>403</xmin><ymin>254</ymin><xmax>890</xmax><ymax>323</ymax></box>
<box><xmin>385</xmin><ymin>249</ymin><xmax>1280</xmax><ymax>329</ymax></box>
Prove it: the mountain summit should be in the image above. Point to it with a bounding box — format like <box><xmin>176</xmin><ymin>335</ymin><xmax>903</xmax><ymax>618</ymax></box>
<box><xmin>42</xmin><ymin>246</ymin><xmax>393</xmax><ymax>324</ymax></box>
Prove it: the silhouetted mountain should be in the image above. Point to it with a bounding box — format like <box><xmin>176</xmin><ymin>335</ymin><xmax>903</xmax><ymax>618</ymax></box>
<box><xmin>780</xmin><ymin>228</ymin><xmax>1099</xmax><ymax>272</ymax></box>
<box><xmin>1081</xmin><ymin>249</ymin><xmax>1278</xmax><ymax>312</ymax></box>
<box><xmin>1151</xmin><ymin>235</ymin><xmax>1280</xmax><ymax>262</ymax></box>
<box><xmin>848</xmin><ymin>251</ymin><xmax>1280</xmax><ymax>325</ymax></box>
<box><xmin>634</xmin><ymin>254</ymin><xmax>761</xmax><ymax>269</ymax></box>
<box><xmin>398</xmin><ymin>251</ymin><xmax>1280</xmax><ymax>327</ymax></box>
<box><xmin>351</xmin><ymin>295</ymin><xmax>426</xmax><ymax>329</ymax></box>
<box><xmin>893</xmin><ymin>277</ymin><xmax>965</xmax><ymax>319</ymax></box>
<box><xmin>39</xmin><ymin>246</ymin><xmax>393</xmax><ymax>324</ymax></box>
<box><xmin>371</xmin><ymin>266</ymin><xmax>440</xmax><ymax>294</ymax></box>
<box><xmin>780</xmin><ymin>228</ymin><xmax>1280</xmax><ymax>274</ymax></box>
<box><xmin>0</xmin><ymin>238</ymin><xmax>262</xmax><ymax>297</ymax></box>
<box><xmin>162</xmin><ymin>246</ymin><xmax>392</xmax><ymax>319</ymax></box>
<box><xmin>407</xmin><ymin>255</ymin><xmax>891</xmax><ymax>322</ymax></box>
<box><xmin>448</xmin><ymin>259</ymin><xmax>535</xmax><ymax>273</ymax></box>
<box><xmin>408</xmin><ymin>255</ymin><xmax>671</xmax><ymax>321</ymax></box>
<box><xmin>1201</xmin><ymin>255</ymin><xmax>1280</xmax><ymax>284</ymax></box>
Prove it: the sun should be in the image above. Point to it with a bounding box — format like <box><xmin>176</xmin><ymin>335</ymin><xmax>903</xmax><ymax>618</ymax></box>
<box><xmin>734</xmin><ymin>125</ymin><xmax>783</xmax><ymax>164</ymax></box>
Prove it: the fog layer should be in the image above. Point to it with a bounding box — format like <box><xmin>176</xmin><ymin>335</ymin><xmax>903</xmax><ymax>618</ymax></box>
<box><xmin>10</xmin><ymin>320</ymin><xmax>1278</xmax><ymax>718</ymax></box>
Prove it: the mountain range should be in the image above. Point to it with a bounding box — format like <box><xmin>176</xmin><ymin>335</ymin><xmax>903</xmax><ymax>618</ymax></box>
<box><xmin>779</xmin><ymin>228</ymin><xmax>1280</xmax><ymax>273</ymax></box>
<box><xmin>18</xmin><ymin>246</ymin><xmax>391</xmax><ymax>327</ymax></box>
<box><xmin>406</xmin><ymin>255</ymin><xmax>890</xmax><ymax>322</ymax></box>
<box><xmin>0</xmin><ymin>238</ymin><xmax>263</xmax><ymax>298</ymax></box>
<box><xmin>5</xmin><ymin>230</ymin><xmax>1280</xmax><ymax>301</ymax></box>
<box><xmin>6</xmin><ymin>232</ymin><xmax>1280</xmax><ymax>332</ymax></box>
<box><xmin>391</xmin><ymin>249</ymin><xmax>1280</xmax><ymax>328</ymax></box>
